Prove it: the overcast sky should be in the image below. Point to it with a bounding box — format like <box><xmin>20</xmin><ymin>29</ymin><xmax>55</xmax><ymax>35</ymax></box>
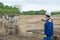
<box><xmin>0</xmin><ymin>0</ymin><xmax>60</xmax><ymax>12</ymax></box>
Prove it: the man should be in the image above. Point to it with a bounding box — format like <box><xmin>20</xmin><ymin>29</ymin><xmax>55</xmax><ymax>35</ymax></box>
<box><xmin>43</xmin><ymin>12</ymin><xmax>54</xmax><ymax>40</ymax></box>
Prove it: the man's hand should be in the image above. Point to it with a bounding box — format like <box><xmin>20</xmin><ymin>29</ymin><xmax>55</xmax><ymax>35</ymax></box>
<box><xmin>44</xmin><ymin>35</ymin><xmax>47</xmax><ymax>38</ymax></box>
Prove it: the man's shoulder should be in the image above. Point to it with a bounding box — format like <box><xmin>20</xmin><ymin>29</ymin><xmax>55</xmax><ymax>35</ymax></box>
<box><xmin>48</xmin><ymin>19</ymin><xmax>53</xmax><ymax>22</ymax></box>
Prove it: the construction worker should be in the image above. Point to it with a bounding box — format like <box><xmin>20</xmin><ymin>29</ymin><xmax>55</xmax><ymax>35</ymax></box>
<box><xmin>43</xmin><ymin>12</ymin><xmax>54</xmax><ymax>40</ymax></box>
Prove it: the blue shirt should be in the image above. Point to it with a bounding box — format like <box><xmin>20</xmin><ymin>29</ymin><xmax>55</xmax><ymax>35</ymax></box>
<box><xmin>44</xmin><ymin>18</ymin><xmax>53</xmax><ymax>37</ymax></box>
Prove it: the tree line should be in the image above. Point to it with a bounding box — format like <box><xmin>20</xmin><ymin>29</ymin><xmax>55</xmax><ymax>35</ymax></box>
<box><xmin>21</xmin><ymin>10</ymin><xmax>60</xmax><ymax>15</ymax></box>
<box><xmin>0</xmin><ymin>2</ymin><xmax>60</xmax><ymax>15</ymax></box>
<box><xmin>21</xmin><ymin>10</ymin><xmax>46</xmax><ymax>15</ymax></box>
<box><xmin>0</xmin><ymin>2</ymin><xmax>20</xmax><ymax>15</ymax></box>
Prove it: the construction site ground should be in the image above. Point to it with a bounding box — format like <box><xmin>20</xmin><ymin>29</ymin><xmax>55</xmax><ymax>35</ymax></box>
<box><xmin>0</xmin><ymin>15</ymin><xmax>60</xmax><ymax>40</ymax></box>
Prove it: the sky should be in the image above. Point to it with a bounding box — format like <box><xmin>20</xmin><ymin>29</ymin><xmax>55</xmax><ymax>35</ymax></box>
<box><xmin>0</xmin><ymin>0</ymin><xmax>60</xmax><ymax>12</ymax></box>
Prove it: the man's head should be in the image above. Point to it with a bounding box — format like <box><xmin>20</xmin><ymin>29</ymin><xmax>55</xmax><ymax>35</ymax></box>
<box><xmin>45</xmin><ymin>12</ymin><xmax>51</xmax><ymax>19</ymax></box>
<box><xmin>46</xmin><ymin>15</ymin><xmax>50</xmax><ymax>17</ymax></box>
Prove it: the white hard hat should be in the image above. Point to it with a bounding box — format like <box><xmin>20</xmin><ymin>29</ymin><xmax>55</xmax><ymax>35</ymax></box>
<box><xmin>45</xmin><ymin>12</ymin><xmax>51</xmax><ymax>16</ymax></box>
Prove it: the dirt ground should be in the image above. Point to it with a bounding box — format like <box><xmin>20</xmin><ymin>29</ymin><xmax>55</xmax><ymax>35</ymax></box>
<box><xmin>0</xmin><ymin>15</ymin><xmax>60</xmax><ymax>40</ymax></box>
<box><xmin>18</xmin><ymin>15</ymin><xmax>60</xmax><ymax>34</ymax></box>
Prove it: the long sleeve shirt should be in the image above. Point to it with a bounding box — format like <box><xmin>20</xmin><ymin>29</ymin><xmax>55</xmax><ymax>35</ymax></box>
<box><xmin>44</xmin><ymin>18</ymin><xmax>53</xmax><ymax>37</ymax></box>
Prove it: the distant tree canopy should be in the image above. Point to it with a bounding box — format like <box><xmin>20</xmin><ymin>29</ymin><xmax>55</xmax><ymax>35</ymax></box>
<box><xmin>0</xmin><ymin>2</ymin><xmax>60</xmax><ymax>15</ymax></box>
<box><xmin>21</xmin><ymin>10</ymin><xmax>60</xmax><ymax>15</ymax></box>
<box><xmin>21</xmin><ymin>10</ymin><xmax>47</xmax><ymax>15</ymax></box>
<box><xmin>51</xmin><ymin>11</ymin><xmax>60</xmax><ymax>15</ymax></box>
<box><xmin>0</xmin><ymin>2</ymin><xmax>20</xmax><ymax>15</ymax></box>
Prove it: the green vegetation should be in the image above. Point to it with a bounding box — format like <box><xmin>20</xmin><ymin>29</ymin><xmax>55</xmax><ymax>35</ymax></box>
<box><xmin>21</xmin><ymin>10</ymin><xmax>47</xmax><ymax>15</ymax></box>
<box><xmin>51</xmin><ymin>11</ymin><xmax>60</xmax><ymax>15</ymax></box>
<box><xmin>0</xmin><ymin>2</ymin><xmax>60</xmax><ymax>15</ymax></box>
<box><xmin>0</xmin><ymin>2</ymin><xmax>20</xmax><ymax>15</ymax></box>
<box><xmin>21</xmin><ymin>10</ymin><xmax>60</xmax><ymax>15</ymax></box>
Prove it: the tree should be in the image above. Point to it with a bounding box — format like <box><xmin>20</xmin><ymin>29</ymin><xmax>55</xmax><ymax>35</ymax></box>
<box><xmin>21</xmin><ymin>10</ymin><xmax>47</xmax><ymax>15</ymax></box>
<box><xmin>51</xmin><ymin>11</ymin><xmax>60</xmax><ymax>15</ymax></box>
<box><xmin>0</xmin><ymin>2</ymin><xmax>20</xmax><ymax>15</ymax></box>
<box><xmin>39</xmin><ymin>10</ymin><xmax>47</xmax><ymax>15</ymax></box>
<box><xmin>0</xmin><ymin>2</ymin><xmax>4</xmax><ymax>9</ymax></box>
<box><xmin>4</xmin><ymin>5</ymin><xmax>9</xmax><ymax>9</ymax></box>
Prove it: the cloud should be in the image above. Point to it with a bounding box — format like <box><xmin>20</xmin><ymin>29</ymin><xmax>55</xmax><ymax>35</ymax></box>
<box><xmin>1</xmin><ymin>0</ymin><xmax>60</xmax><ymax>5</ymax></box>
<box><xmin>0</xmin><ymin>0</ymin><xmax>25</xmax><ymax>2</ymax></box>
<box><xmin>0</xmin><ymin>0</ymin><xmax>60</xmax><ymax>12</ymax></box>
<box><xmin>22</xmin><ymin>4</ymin><xmax>60</xmax><ymax>12</ymax></box>
<box><xmin>24</xmin><ymin>0</ymin><xmax>60</xmax><ymax>5</ymax></box>
<box><xmin>0</xmin><ymin>0</ymin><xmax>26</xmax><ymax>5</ymax></box>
